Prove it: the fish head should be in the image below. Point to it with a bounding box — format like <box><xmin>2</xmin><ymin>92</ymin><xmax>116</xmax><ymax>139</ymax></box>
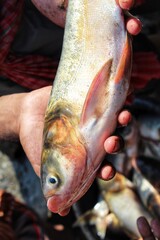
<box><xmin>41</xmin><ymin>110</ymin><xmax>88</xmax><ymax>215</ymax></box>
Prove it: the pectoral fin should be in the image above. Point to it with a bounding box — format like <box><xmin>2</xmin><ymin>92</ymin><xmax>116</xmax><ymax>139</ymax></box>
<box><xmin>80</xmin><ymin>34</ymin><xmax>131</xmax><ymax>125</ymax></box>
<box><xmin>80</xmin><ymin>59</ymin><xmax>113</xmax><ymax>124</ymax></box>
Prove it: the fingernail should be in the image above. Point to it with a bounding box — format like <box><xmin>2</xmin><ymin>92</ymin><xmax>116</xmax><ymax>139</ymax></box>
<box><xmin>113</xmin><ymin>137</ymin><xmax>124</xmax><ymax>154</ymax></box>
<box><xmin>112</xmin><ymin>139</ymin><xmax>120</xmax><ymax>152</ymax></box>
<box><xmin>107</xmin><ymin>169</ymin><xmax>116</xmax><ymax>180</ymax></box>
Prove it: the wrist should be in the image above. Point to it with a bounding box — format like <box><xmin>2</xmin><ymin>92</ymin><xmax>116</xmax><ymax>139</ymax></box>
<box><xmin>0</xmin><ymin>93</ymin><xmax>26</xmax><ymax>140</ymax></box>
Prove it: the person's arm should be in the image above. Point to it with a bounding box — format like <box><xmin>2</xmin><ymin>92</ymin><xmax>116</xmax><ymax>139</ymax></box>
<box><xmin>0</xmin><ymin>93</ymin><xmax>24</xmax><ymax>140</ymax></box>
<box><xmin>0</xmin><ymin>87</ymin><xmax>51</xmax><ymax>175</ymax></box>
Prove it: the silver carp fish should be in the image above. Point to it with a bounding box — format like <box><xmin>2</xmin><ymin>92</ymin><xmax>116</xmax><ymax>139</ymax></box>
<box><xmin>41</xmin><ymin>0</ymin><xmax>132</xmax><ymax>215</ymax></box>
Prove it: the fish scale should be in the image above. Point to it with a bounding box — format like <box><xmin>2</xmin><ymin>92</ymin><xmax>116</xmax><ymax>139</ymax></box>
<box><xmin>41</xmin><ymin>0</ymin><xmax>132</xmax><ymax>215</ymax></box>
<box><xmin>49</xmin><ymin>0</ymin><xmax>126</xmax><ymax>109</ymax></box>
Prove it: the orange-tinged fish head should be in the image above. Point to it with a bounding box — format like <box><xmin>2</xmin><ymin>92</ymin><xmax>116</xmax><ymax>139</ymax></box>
<box><xmin>41</xmin><ymin>105</ymin><xmax>87</xmax><ymax>215</ymax></box>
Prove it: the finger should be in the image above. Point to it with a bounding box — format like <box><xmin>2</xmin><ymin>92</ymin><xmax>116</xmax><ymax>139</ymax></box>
<box><xmin>137</xmin><ymin>217</ymin><xmax>155</xmax><ymax>240</ymax></box>
<box><xmin>126</xmin><ymin>17</ymin><xmax>142</xmax><ymax>35</ymax></box>
<box><xmin>0</xmin><ymin>190</ymin><xmax>5</xmax><ymax>198</ymax></box>
<box><xmin>97</xmin><ymin>163</ymin><xmax>116</xmax><ymax>180</ymax></box>
<box><xmin>117</xmin><ymin>110</ymin><xmax>132</xmax><ymax>126</ymax></box>
<box><xmin>104</xmin><ymin>136</ymin><xmax>124</xmax><ymax>154</ymax></box>
<box><xmin>32</xmin><ymin>164</ymin><xmax>40</xmax><ymax>177</ymax></box>
<box><xmin>118</xmin><ymin>0</ymin><xmax>135</xmax><ymax>10</ymax></box>
<box><xmin>151</xmin><ymin>219</ymin><xmax>160</xmax><ymax>239</ymax></box>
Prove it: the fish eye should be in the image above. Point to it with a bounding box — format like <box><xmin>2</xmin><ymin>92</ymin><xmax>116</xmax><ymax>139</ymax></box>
<box><xmin>49</xmin><ymin>177</ymin><xmax>57</xmax><ymax>184</ymax></box>
<box><xmin>47</xmin><ymin>175</ymin><xmax>59</xmax><ymax>188</ymax></box>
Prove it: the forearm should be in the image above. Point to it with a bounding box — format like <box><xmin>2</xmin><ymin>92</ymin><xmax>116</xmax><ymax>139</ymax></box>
<box><xmin>0</xmin><ymin>93</ymin><xmax>26</xmax><ymax>140</ymax></box>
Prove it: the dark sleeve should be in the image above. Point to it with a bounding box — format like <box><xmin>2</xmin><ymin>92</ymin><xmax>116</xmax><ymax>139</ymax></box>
<box><xmin>11</xmin><ymin>0</ymin><xmax>64</xmax><ymax>57</ymax></box>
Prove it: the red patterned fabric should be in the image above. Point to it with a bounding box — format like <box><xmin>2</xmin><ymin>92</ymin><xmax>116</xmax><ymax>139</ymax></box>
<box><xmin>136</xmin><ymin>0</ymin><xmax>145</xmax><ymax>6</ymax></box>
<box><xmin>126</xmin><ymin>51</ymin><xmax>160</xmax><ymax>104</ymax></box>
<box><xmin>132</xmin><ymin>51</ymin><xmax>160</xmax><ymax>89</ymax></box>
<box><xmin>0</xmin><ymin>191</ymin><xmax>44</xmax><ymax>240</ymax></box>
<box><xmin>0</xmin><ymin>0</ymin><xmax>58</xmax><ymax>90</ymax></box>
<box><xmin>0</xmin><ymin>0</ymin><xmax>159</xmax><ymax>93</ymax></box>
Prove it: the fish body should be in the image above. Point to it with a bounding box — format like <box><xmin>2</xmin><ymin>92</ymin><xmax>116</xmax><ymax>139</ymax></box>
<box><xmin>133</xmin><ymin>170</ymin><xmax>160</xmax><ymax>220</ymax></box>
<box><xmin>74</xmin><ymin>174</ymin><xmax>152</xmax><ymax>239</ymax></box>
<box><xmin>135</xmin><ymin>156</ymin><xmax>160</xmax><ymax>192</ymax></box>
<box><xmin>98</xmin><ymin>174</ymin><xmax>152</xmax><ymax>239</ymax></box>
<box><xmin>137</xmin><ymin>114</ymin><xmax>160</xmax><ymax>161</ymax></box>
<box><xmin>74</xmin><ymin>200</ymin><xmax>123</xmax><ymax>240</ymax></box>
<box><xmin>41</xmin><ymin>0</ymin><xmax>132</xmax><ymax>215</ymax></box>
<box><xmin>138</xmin><ymin>115</ymin><xmax>160</xmax><ymax>141</ymax></box>
<box><xmin>104</xmin><ymin>188</ymin><xmax>152</xmax><ymax>239</ymax></box>
<box><xmin>73</xmin><ymin>200</ymin><xmax>110</xmax><ymax>239</ymax></box>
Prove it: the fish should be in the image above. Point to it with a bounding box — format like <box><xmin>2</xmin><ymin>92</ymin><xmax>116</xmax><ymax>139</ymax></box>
<box><xmin>98</xmin><ymin>174</ymin><xmax>152</xmax><ymax>239</ymax></box>
<box><xmin>137</xmin><ymin>114</ymin><xmax>160</xmax><ymax>142</ymax></box>
<box><xmin>104</xmin><ymin>187</ymin><xmax>152</xmax><ymax>239</ymax></box>
<box><xmin>135</xmin><ymin>156</ymin><xmax>160</xmax><ymax>192</ymax></box>
<box><xmin>73</xmin><ymin>200</ymin><xmax>125</xmax><ymax>240</ymax></box>
<box><xmin>133</xmin><ymin>170</ymin><xmax>160</xmax><ymax>220</ymax></box>
<box><xmin>41</xmin><ymin>0</ymin><xmax>132</xmax><ymax>215</ymax></box>
<box><xmin>137</xmin><ymin>114</ymin><xmax>160</xmax><ymax>161</ymax></box>
<box><xmin>121</xmin><ymin>118</ymin><xmax>139</xmax><ymax>160</ymax></box>
<box><xmin>73</xmin><ymin>200</ymin><xmax>111</xmax><ymax>239</ymax></box>
<box><xmin>107</xmin><ymin>152</ymin><xmax>128</xmax><ymax>176</ymax></box>
<box><xmin>74</xmin><ymin>174</ymin><xmax>152</xmax><ymax>239</ymax></box>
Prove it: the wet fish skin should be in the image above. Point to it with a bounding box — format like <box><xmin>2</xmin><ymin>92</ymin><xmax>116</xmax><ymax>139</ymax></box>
<box><xmin>104</xmin><ymin>188</ymin><xmax>152</xmax><ymax>239</ymax></box>
<box><xmin>98</xmin><ymin>174</ymin><xmax>152</xmax><ymax>239</ymax></box>
<box><xmin>41</xmin><ymin>0</ymin><xmax>132</xmax><ymax>215</ymax></box>
<box><xmin>133</xmin><ymin>170</ymin><xmax>160</xmax><ymax>220</ymax></box>
<box><xmin>75</xmin><ymin>174</ymin><xmax>152</xmax><ymax>239</ymax></box>
<box><xmin>73</xmin><ymin>200</ymin><xmax>110</xmax><ymax>239</ymax></box>
<box><xmin>138</xmin><ymin>114</ymin><xmax>160</xmax><ymax>142</ymax></box>
<box><xmin>135</xmin><ymin>156</ymin><xmax>160</xmax><ymax>192</ymax></box>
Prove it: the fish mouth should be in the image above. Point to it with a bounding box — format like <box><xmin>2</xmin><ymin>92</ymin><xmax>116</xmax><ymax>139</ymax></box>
<box><xmin>47</xmin><ymin>163</ymin><xmax>100</xmax><ymax>215</ymax></box>
<box><xmin>47</xmin><ymin>195</ymin><xmax>73</xmax><ymax>216</ymax></box>
<box><xmin>46</xmin><ymin>184</ymin><xmax>84</xmax><ymax>215</ymax></box>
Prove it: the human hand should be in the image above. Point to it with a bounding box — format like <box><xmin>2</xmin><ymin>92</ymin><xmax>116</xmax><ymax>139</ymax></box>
<box><xmin>137</xmin><ymin>216</ymin><xmax>160</xmax><ymax>240</ymax></box>
<box><xmin>19</xmin><ymin>86</ymin><xmax>52</xmax><ymax>176</ymax></box>
<box><xmin>32</xmin><ymin>0</ymin><xmax>142</xmax><ymax>35</ymax></box>
<box><xmin>118</xmin><ymin>0</ymin><xmax>142</xmax><ymax>35</ymax></box>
